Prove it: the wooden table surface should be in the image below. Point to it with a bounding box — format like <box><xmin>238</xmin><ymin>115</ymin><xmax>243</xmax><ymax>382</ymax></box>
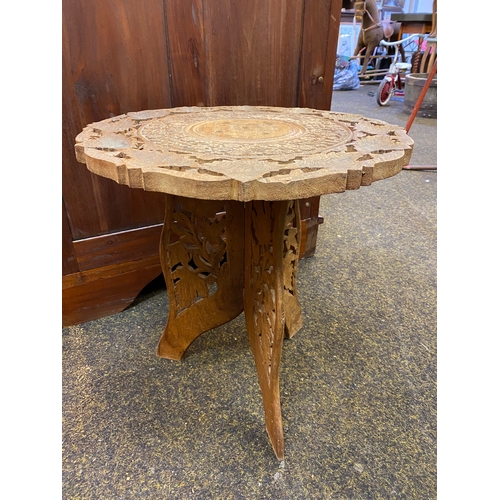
<box><xmin>75</xmin><ymin>106</ymin><xmax>413</xmax><ymax>201</ymax></box>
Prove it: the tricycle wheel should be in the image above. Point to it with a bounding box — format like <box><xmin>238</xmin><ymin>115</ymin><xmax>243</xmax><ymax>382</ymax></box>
<box><xmin>376</xmin><ymin>79</ymin><xmax>393</xmax><ymax>106</ymax></box>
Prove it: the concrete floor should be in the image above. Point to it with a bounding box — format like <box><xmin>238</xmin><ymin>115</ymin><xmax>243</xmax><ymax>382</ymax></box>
<box><xmin>62</xmin><ymin>87</ymin><xmax>437</xmax><ymax>499</ymax></box>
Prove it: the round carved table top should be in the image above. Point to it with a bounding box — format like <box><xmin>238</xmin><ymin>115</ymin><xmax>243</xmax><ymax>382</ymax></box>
<box><xmin>75</xmin><ymin>106</ymin><xmax>413</xmax><ymax>201</ymax></box>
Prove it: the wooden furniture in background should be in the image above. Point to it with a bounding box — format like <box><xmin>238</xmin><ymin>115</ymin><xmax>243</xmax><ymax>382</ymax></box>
<box><xmin>390</xmin><ymin>12</ymin><xmax>433</xmax><ymax>39</ymax></box>
<box><xmin>62</xmin><ymin>0</ymin><xmax>343</xmax><ymax>327</ymax></box>
<box><xmin>75</xmin><ymin>105</ymin><xmax>414</xmax><ymax>459</ymax></box>
<box><xmin>419</xmin><ymin>1</ymin><xmax>437</xmax><ymax>74</ymax></box>
<box><xmin>419</xmin><ymin>37</ymin><xmax>437</xmax><ymax>74</ymax></box>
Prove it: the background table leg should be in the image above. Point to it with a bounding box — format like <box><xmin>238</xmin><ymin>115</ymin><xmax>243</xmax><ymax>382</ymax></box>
<box><xmin>244</xmin><ymin>200</ymin><xmax>302</xmax><ymax>460</ymax></box>
<box><xmin>157</xmin><ymin>196</ymin><xmax>245</xmax><ymax>360</ymax></box>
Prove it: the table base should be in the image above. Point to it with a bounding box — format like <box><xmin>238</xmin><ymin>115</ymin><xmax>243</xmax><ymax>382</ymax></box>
<box><xmin>156</xmin><ymin>195</ymin><xmax>303</xmax><ymax>459</ymax></box>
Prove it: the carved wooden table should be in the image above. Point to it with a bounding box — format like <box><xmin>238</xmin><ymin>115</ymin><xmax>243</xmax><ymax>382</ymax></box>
<box><xmin>75</xmin><ymin>106</ymin><xmax>413</xmax><ymax>460</ymax></box>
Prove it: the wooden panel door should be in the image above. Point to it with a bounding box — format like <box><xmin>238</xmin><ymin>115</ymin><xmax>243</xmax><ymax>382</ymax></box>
<box><xmin>201</xmin><ymin>0</ymin><xmax>304</xmax><ymax>106</ymax></box>
<box><xmin>299</xmin><ymin>0</ymin><xmax>342</xmax><ymax>109</ymax></box>
<box><xmin>62</xmin><ymin>0</ymin><xmax>171</xmax><ymax>326</ymax></box>
<box><xmin>63</xmin><ymin>0</ymin><xmax>342</xmax><ymax>327</ymax></box>
<box><xmin>62</xmin><ymin>0</ymin><xmax>170</xmax><ymax>240</ymax></box>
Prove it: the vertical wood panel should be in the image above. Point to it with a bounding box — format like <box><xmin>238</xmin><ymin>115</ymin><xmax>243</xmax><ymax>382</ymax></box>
<box><xmin>62</xmin><ymin>0</ymin><xmax>170</xmax><ymax>239</ymax></box>
<box><xmin>203</xmin><ymin>0</ymin><xmax>305</xmax><ymax>106</ymax></box>
<box><xmin>64</xmin><ymin>0</ymin><xmax>172</xmax><ymax>119</ymax></box>
<box><xmin>166</xmin><ymin>0</ymin><xmax>207</xmax><ymax>107</ymax></box>
<box><xmin>62</xmin><ymin>199</ymin><xmax>79</xmax><ymax>276</ymax></box>
<box><xmin>299</xmin><ymin>0</ymin><xmax>342</xmax><ymax>110</ymax></box>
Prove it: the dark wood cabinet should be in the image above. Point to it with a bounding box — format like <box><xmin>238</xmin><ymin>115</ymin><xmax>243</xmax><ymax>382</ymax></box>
<box><xmin>63</xmin><ymin>0</ymin><xmax>342</xmax><ymax>327</ymax></box>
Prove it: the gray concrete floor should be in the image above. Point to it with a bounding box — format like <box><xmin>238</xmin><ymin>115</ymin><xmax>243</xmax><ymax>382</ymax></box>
<box><xmin>63</xmin><ymin>89</ymin><xmax>437</xmax><ymax>499</ymax></box>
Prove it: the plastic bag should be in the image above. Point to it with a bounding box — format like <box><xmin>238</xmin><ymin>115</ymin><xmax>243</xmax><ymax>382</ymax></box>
<box><xmin>333</xmin><ymin>56</ymin><xmax>360</xmax><ymax>91</ymax></box>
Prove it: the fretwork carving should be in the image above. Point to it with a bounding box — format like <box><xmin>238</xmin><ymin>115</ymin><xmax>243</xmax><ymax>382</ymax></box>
<box><xmin>166</xmin><ymin>198</ymin><xmax>228</xmax><ymax>315</ymax></box>
<box><xmin>243</xmin><ymin>200</ymin><xmax>302</xmax><ymax>460</ymax></box>
<box><xmin>157</xmin><ymin>196</ymin><xmax>245</xmax><ymax>361</ymax></box>
<box><xmin>283</xmin><ymin>200</ymin><xmax>303</xmax><ymax>339</ymax></box>
<box><xmin>246</xmin><ymin>200</ymin><xmax>282</xmax><ymax>387</ymax></box>
<box><xmin>75</xmin><ymin>106</ymin><xmax>414</xmax><ymax>201</ymax></box>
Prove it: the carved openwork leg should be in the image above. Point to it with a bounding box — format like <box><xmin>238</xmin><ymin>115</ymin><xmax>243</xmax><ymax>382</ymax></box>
<box><xmin>283</xmin><ymin>200</ymin><xmax>303</xmax><ymax>339</ymax></box>
<box><xmin>157</xmin><ymin>195</ymin><xmax>245</xmax><ymax>360</ymax></box>
<box><xmin>244</xmin><ymin>200</ymin><xmax>302</xmax><ymax>460</ymax></box>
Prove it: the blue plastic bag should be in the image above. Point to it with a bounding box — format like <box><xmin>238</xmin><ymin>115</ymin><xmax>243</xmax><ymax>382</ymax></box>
<box><xmin>333</xmin><ymin>57</ymin><xmax>360</xmax><ymax>91</ymax></box>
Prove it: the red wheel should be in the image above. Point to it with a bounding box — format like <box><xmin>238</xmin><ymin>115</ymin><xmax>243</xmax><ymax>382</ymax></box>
<box><xmin>376</xmin><ymin>78</ymin><xmax>393</xmax><ymax>106</ymax></box>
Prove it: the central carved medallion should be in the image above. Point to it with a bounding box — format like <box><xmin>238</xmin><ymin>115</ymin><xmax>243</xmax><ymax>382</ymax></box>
<box><xmin>138</xmin><ymin>109</ymin><xmax>353</xmax><ymax>159</ymax></box>
<box><xmin>184</xmin><ymin>119</ymin><xmax>306</xmax><ymax>142</ymax></box>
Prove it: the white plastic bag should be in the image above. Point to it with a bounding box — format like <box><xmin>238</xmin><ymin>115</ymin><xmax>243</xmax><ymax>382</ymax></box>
<box><xmin>333</xmin><ymin>57</ymin><xmax>360</xmax><ymax>91</ymax></box>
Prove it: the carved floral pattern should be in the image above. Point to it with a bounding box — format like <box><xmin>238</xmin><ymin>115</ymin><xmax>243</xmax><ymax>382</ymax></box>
<box><xmin>283</xmin><ymin>201</ymin><xmax>300</xmax><ymax>299</ymax></box>
<box><xmin>246</xmin><ymin>200</ymin><xmax>299</xmax><ymax>386</ymax></box>
<box><xmin>139</xmin><ymin>109</ymin><xmax>353</xmax><ymax>159</ymax></box>
<box><xmin>248</xmin><ymin>201</ymin><xmax>279</xmax><ymax>385</ymax></box>
<box><xmin>165</xmin><ymin>199</ymin><xmax>228</xmax><ymax>315</ymax></box>
<box><xmin>75</xmin><ymin>106</ymin><xmax>413</xmax><ymax>201</ymax></box>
